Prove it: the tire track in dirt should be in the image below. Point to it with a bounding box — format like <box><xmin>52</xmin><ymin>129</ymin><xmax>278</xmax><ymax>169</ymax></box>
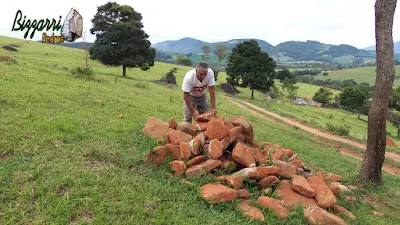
<box><xmin>225</xmin><ymin>96</ymin><xmax>400</xmax><ymax>176</ymax></box>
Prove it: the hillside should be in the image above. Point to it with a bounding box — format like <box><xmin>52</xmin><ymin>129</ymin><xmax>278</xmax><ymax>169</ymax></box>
<box><xmin>2</xmin><ymin>35</ymin><xmax>400</xmax><ymax>224</ymax></box>
<box><xmin>152</xmin><ymin>38</ymin><xmax>376</xmax><ymax>64</ymax></box>
<box><xmin>363</xmin><ymin>40</ymin><xmax>400</xmax><ymax>53</ymax></box>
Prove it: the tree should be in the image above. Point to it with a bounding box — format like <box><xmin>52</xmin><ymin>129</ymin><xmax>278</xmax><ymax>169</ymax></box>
<box><xmin>213</xmin><ymin>44</ymin><xmax>228</xmax><ymax>66</ymax></box>
<box><xmin>312</xmin><ymin>88</ymin><xmax>333</xmax><ymax>106</ymax></box>
<box><xmin>278</xmin><ymin>69</ymin><xmax>298</xmax><ymax>99</ymax></box>
<box><xmin>339</xmin><ymin>87</ymin><xmax>368</xmax><ymax>112</ymax></box>
<box><xmin>176</xmin><ymin>55</ymin><xmax>192</xmax><ymax>66</ymax></box>
<box><xmin>89</xmin><ymin>2</ymin><xmax>155</xmax><ymax>77</ymax></box>
<box><xmin>389</xmin><ymin>86</ymin><xmax>400</xmax><ymax>111</ymax></box>
<box><xmin>226</xmin><ymin>40</ymin><xmax>276</xmax><ymax>99</ymax></box>
<box><xmin>359</xmin><ymin>0</ymin><xmax>397</xmax><ymax>185</ymax></box>
<box><xmin>277</xmin><ymin>68</ymin><xmax>293</xmax><ymax>82</ymax></box>
<box><xmin>201</xmin><ymin>44</ymin><xmax>211</xmax><ymax>61</ymax></box>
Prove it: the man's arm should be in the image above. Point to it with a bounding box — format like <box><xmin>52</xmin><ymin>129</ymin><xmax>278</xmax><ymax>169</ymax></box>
<box><xmin>209</xmin><ymin>86</ymin><xmax>216</xmax><ymax>110</ymax></box>
<box><xmin>184</xmin><ymin>92</ymin><xmax>198</xmax><ymax>118</ymax></box>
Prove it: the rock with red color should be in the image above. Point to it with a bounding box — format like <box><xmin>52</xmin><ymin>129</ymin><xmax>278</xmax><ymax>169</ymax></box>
<box><xmin>307</xmin><ymin>173</ymin><xmax>337</xmax><ymax>208</ymax></box>
<box><xmin>170</xmin><ymin>160</ymin><xmax>186</xmax><ymax>175</ymax></box>
<box><xmin>229</xmin><ymin>126</ymin><xmax>243</xmax><ymax>143</ymax></box>
<box><xmin>209</xmin><ymin>139</ymin><xmax>224</xmax><ymax>159</ymax></box>
<box><xmin>220</xmin><ymin>158</ymin><xmax>238</xmax><ymax>173</ymax></box>
<box><xmin>145</xmin><ymin>146</ymin><xmax>170</xmax><ymax>165</ymax></box>
<box><xmin>195</xmin><ymin>132</ymin><xmax>206</xmax><ymax>146</ymax></box>
<box><xmin>220</xmin><ymin>136</ymin><xmax>231</xmax><ymax>150</ymax></box>
<box><xmin>196</xmin><ymin>111</ymin><xmax>214</xmax><ymax>122</ymax></box>
<box><xmin>180</xmin><ymin>142</ymin><xmax>191</xmax><ymax>159</ymax></box>
<box><xmin>224</xmin><ymin>121</ymin><xmax>235</xmax><ymax>129</ymax></box>
<box><xmin>187</xmin><ymin>155</ymin><xmax>206</xmax><ymax>166</ymax></box>
<box><xmin>232</xmin><ymin>142</ymin><xmax>256</xmax><ymax>167</ymax></box>
<box><xmin>248</xmin><ymin>166</ymin><xmax>279</xmax><ymax>180</ymax></box>
<box><xmin>168</xmin><ymin>117</ymin><xmax>177</xmax><ymax>129</ymax></box>
<box><xmin>257</xmin><ymin>196</ymin><xmax>289</xmax><ymax>220</ymax></box>
<box><xmin>167</xmin><ymin>128</ymin><xmax>192</xmax><ymax>145</ymax></box>
<box><xmin>330</xmin><ymin>185</ymin><xmax>341</xmax><ymax>195</ymax></box>
<box><xmin>291</xmin><ymin>175</ymin><xmax>315</xmax><ymax>198</ymax></box>
<box><xmin>186</xmin><ymin>159</ymin><xmax>222</xmax><ymax>177</ymax></box>
<box><xmin>331</xmin><ymin>204</ymin><xmax>356</xmax><ymax>220</ymax></box>
<box><xmin>265</xmin><ymin>147</ymin><xmax>284</xmax><ymax>160</ymax></box>
<box><xmin>290</xmin><ymin>159</ymin><xmax>304</xmax><ymax>168</ymax></box>
<box><xmin>200</xmin><ymin>183</ymin><xmax>237</xmax><ymax>203</ymax></box>
<box><xmin>205</xmin><ymin>121</ymin><xmax>229</xmax><ymax>140</ymax></box>
<box><xmin>216</xmin><ymin>175</ymin><xmax>243</xmax><ymax>189</ymax></box>
<box><xmin>237</xmin><ymin>201</ymin><xmax>265</xmax><ymax>222</ymax></box>
<box><xmin>176</xmin><ymin>122</ymin><xmax>198</xmax><ymax>135</ymax></box>
<box><xmin>231</xmin><ymin>167</ymin><xmax>257</xmax><ymax>178</ymax></box>
<box><xmin>304</xmin><ymin>205</ymin><xmax>347</xmax><ymax>225</ymax></box>
<box><xmin>275</xmin><ymin>180</ymin><xmax>318</xmax><ymax>209</ymax></box>
<box><xmin>237</xmin><ymin>189</ymin><xmax>250</xmax><ymax>199</ymax></box>
<box><xmin>273</xmin><ymin>159</ymin><xmax>299</xmax><ymax>178</ymax></box>
<box><xmin>281</xmin><ymin>148</ymin><xmax>294</xmax><ymax>158</ymax></box>
<box><xmin>165</xmin><ymin>143</ymin><xmax>180</xmax><ymax>160</ymax></box>
<box><xmin>189</xmin><ymin>136</ymin><xmax>202</xmax><ymax>155</ymax></box>
<box><xmin>326</xmin><ymin>173</ymin><xmax>343</xmax><ymax>182</ymax></box>
<box><xmin>142</xmin><ymin>117</ymin><xmax>169</xmax><ymax>142</ymax></box>
<box><xmin>258</xmin><ymin>176</ymin><xmax>280</xmax><ymax>189</ymax></box>
<box><xmin>194</xmin><ymin>122</ymin><xmax>208</xmax><ymax>131</ymax></box>
<box><xmin>227</xmin><ymin>116</ymin><xmax>254</xmax><ymax>144</ymax></box>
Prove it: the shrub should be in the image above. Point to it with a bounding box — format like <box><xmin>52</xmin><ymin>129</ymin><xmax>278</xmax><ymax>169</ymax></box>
<box><xmin>326</xmin><ymin>122</ymin><xmax>350</xmax><ymax>136</ymax></box>
<box><xmin>70</xmin><ymin>66</ymin><xmax>94</xmax><ymax>80</ymax></box>
<box><xmin>160</xmin><ymin>67</ymin><xmax>178</xmax><ymax>84</ymax></box>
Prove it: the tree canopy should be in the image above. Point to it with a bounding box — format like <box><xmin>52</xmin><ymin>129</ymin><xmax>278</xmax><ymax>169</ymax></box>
<box><xmin>226</xmin><ymin>40</ymin><xmax>276</xmax><ymax>99</ymax></box>
<box><xmin>89</xmin><ymin>2</ymin><xmax>155</xmax><ymax>77</ymax></box>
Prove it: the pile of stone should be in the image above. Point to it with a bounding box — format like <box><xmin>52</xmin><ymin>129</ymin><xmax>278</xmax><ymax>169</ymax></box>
<box><xmin>142</xmin><ymin>113</ymin><xmax>356</xmax><ymax>224</ymax></box>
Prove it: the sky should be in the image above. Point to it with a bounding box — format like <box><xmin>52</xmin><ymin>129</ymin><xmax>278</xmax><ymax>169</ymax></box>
<box><xmin>1</xmin><ymin>0</ymin><xmax>399</xmax><ymax>49</ymax></box>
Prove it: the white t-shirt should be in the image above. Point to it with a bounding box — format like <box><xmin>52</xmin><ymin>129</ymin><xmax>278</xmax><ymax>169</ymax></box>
<box><xmin>181</xmin><ymin>68</ymin><xmax>215</xmax><ymax>97</ymax></box>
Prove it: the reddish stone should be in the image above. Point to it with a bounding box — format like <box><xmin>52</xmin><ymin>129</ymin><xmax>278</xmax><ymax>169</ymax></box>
<box><xmin>194</xmin><ymin>122</ymin><xmax>208</xmax><ymax>131</ymax></box>
<box><xmin>290</xmin><ymin>159</ymin><xmax>304</xmax><ymax>168</ymax></box>
<box><xmin>220</xmin><ymin>158</ymin><xmax>238</xmax><ymax>173</ymax></box>
<box><xmin>187</xmin><ymin>155</ymin><xmax>206</xmax><ymax>166</ymax></box>
<box><xmin>216</xmin><ymin>175</ymin><xmax>243</xmax><ymax>189</ymax></box>
<box><xmin>189</xmin><ymin>136</ymin><xmax>202</xmax><ymax>156</ymax></box>
<box><xmin>237</xmin><ymin>189</ymin><xmax>250</xmax><ymax>199</ymax></box>
<box><xmin>186</xmin><ymin>159</ymin><xmax>222</xmax><ymax>177</ymax></box>
<box><xmin>307</xmin><ymin>173</ymin><xmax>337</xmax><ymax>208</ymax></box>
<box><xmin>170</xmin><ymin>160</ymin><xmax>186</xmax><ymax>175</ymax></box>
<box><xmin>273</xmin><ymin>159</ymin><xmax>298</xmax><ymax>178</ymax></box>
<box><xmin>165</xmin><ymin>143</ymin><xmax>180</xmax><ymax>160</ymax></box>
<box><xmin>330</xmin><ymin>185</ymin><xmax>340</xmax><ymax>195</ymax></box>
<box><xmin>251</xmin><ymin>147</ymin><xmax>269</xmax><ymax>165</ymax></box>
<box><xmin>220</xmin><ymin>136</ymin><xmax>231</xmax><ymax>150</ymax></box>
<box><xmin>227</xmin><ymin>116</ymin><xmax>254</xmax><ymax>144</ymax></box>
<box><xmin>168</xmin><ymin>117</ymin><xmax>177</xmax><ymax>129</ymax></box>
<box><xmin>304</xmin><ymin>205</ymin><xmax>347</xmax><ymax>225</ymax></box>
<box><xmin>266</xmin><ymin>147</ymin><xmax>284</xmax><ymax>160</ymax></box>
<box><xmin>258</xmin><ymin>176</ymin><xmax>280</xmax><ymax>189</ymax></box>
<box><xmin>252</xmin><ymin>142</ymin><xmax>261</xmax><ymax>148</ymax></box>
<box><xmin>205</xmin><ymin>121</ymin><xmax>229</xmax><ymax>140</ymax></box>
<box><xmin>326</xmin><ymin>173</ymin><xmax>343</xmax><ymax>182</ymax></box>
<box><xmin>176</xmin><ymin>122</ymin><xmax>198</xmax><ymax>135</ymax></box>
<box><xmin>281</xmin><ymin>148</ymin><xmax>294</xmax><ymax>158</ymax></box>
<box><xmin>215</xmin><ymin>116</ymin><xmax>225</xmax><ymax>124</ymax></box>
<box><xmin>224</xmin><ymin>121</ymin><xmax>235</xmax><ymax>129</ymax></box>
<box><xmin>229</xmin><ymin>126</ymin><xmax>243</xmax><ymax>143</ymax></box>
<box><xmin>167</xmin><ymin>128</ymin><xmax>192</xmax><ymax>145</ymax></box>
<box><xmin>179</xmin><ymin>142</ymin><xmax>191</xmax><ymax>159</ymax></box>
<box><xmin>257</xmin><ymin>196</ymin><xmax>289</xmax><ymax>220</ymax></box>
<box><xmin>209</xmin><ymin>139</ymin><xmax>224</xmax><ymax>159</ymax></box>
<box><xmin>291</xmin><ymin>175</ymin><xmax>315</xmax><ymax>198</ymax></box>
<box><xmin>237</xmin><ymin>201</ymin><xmax>265</xmax><ymax>222</ymax></box>
<box><xmin>275</xmin><ymin>180</ymin><xmax>318</xmax><ymax>209</ymax></box>
<box><xmin>142</xmin><ymin>117</ymin><xmax>169</xmax><ymax>142</ymax></box>
<box><xmin>196</xmin><ymin>111</ymin><xmax>214</xmax><ymax>122</ymax></box>
<box><xmin>145</xmin><ymin>146</ymin><xmax>170</xmax><ymax>166</ymax></box>
<box><xmin>232</xmin><ymin>142</ymin><xmax>256</xmax><ymax>167</ymax></box>
<box><xmin>200</xmin><ymin>183</ymin><xmax>237</xmax><ymax>203</ymax></box>
<box><xmin>248</xmin><ymin>166</ymin><xmax>279</xmax><ymax>180</ymax></box>
<box><xmin>331</xmin><ymin>204</ymin><xmax>356</xmax><ymax>220</ymax></box>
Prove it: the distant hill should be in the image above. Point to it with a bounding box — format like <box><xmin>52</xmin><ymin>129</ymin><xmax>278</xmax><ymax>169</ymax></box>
<box><xmin>153</xmin><ymin>38</ymin><xmax>376</xmax><ymax>64</ymax></box>
<box><xmin>363</xmin><ymin>40</ymin><xmax>400</xmax><ymax>53</ymax></box>
<box><xmin>62</xmin><ymin>42</ymin><xmax>94</xmax><ymax>49</ymax></box>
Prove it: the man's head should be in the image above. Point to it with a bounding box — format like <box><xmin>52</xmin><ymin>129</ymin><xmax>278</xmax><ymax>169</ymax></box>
<box><xmin>195</xmin><ymin>61</ymin><xmax>209</xmax><ymax>81</ymax></box>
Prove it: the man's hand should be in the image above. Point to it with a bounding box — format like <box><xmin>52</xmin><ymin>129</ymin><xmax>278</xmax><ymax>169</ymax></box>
<box><xmin>209</xmin><ymin>108</ymin><xmax>216</xmax><ymax>117</ymax></box>
<box><xmin>193</xmin><ymin>111</ymin><xmax>200</xmax><ymax>121</ymax></box>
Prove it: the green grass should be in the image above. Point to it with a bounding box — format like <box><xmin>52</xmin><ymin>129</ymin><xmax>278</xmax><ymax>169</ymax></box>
<box><xmin>314</xmin><ymin>65</ymin><xmax>400</xmax><ymax>86</ymax></box>
<box><xmin>1</xmin><ymin>35</ymin><xmax>400</xmax><ymax>224</ymax></box>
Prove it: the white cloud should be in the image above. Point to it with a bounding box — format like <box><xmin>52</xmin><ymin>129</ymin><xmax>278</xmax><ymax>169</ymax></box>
<box><xmin>0</xmin><ymin>0</ymin><xmax>399</xmax><ymax>48</ymax></box>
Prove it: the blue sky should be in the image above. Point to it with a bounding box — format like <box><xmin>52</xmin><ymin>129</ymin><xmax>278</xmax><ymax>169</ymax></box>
<box><xmin>1</xmin><ymin>0</ymin><xmax>399</xmax><ymax>49</ymax></box>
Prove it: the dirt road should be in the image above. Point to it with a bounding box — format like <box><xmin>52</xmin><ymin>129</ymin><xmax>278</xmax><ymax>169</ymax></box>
<box><xmin>224</xmin><ymin>96</ymin><xmax>400</xmax><ymax>176</ymax></box>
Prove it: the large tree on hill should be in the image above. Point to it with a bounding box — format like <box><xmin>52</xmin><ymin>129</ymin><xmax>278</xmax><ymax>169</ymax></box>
<box><xmin>201</xmin><ymin>44</ymin><xmax>211</xmax><ymax>61</ymax></box>
<box><xmin>213</xmin><ymin>44</ymin><xmax>228</xmax><ymax>66</ymax></box>
<box><xmin>359</xmin><ymin>0</ymin><xmax>397</xmax><ymax>185</ymax></box>
<box><xmin>89</xmin><ymin>2</ymin><xmax>155</xmax><ymax>77</ymax></box>
<box><xmin>226</xmin><ymin>40</ymin><xmax>276</xmax><ymax>99</ymax></box>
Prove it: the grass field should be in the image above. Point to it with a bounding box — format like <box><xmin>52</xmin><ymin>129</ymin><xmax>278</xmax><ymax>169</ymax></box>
<box><xmin>1</xmin><ymin>35</ymin><xmax>400</xmax><ymax>224</ymax></box>
<box><xmin>314</xmin><ymin>65</ymin><xmax>400</xmax><ymax>86</ymax></box>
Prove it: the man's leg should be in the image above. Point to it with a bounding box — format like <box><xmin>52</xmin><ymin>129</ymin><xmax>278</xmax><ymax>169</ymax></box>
<box><xmin>195</xmin><ymin>94</ymin><xmax>209</xmax><ymax>114</ymax></box>
<box><xmin>183</xmin><ymin>99</ymin><xmax>193</xmax><ymax>123</ymax></box>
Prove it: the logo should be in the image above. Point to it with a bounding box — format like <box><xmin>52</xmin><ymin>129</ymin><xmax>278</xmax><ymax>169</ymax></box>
<box><xmin>11</xmin><ymin>8</ymin><xmax>83</xmax><ymax>44</ymax></box>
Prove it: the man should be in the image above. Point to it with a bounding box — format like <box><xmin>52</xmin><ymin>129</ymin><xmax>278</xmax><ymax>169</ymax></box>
<box><xmin>181</xmin><ymin>61</ymin><xmax>216</xmax><ymax>123</ymax></box>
